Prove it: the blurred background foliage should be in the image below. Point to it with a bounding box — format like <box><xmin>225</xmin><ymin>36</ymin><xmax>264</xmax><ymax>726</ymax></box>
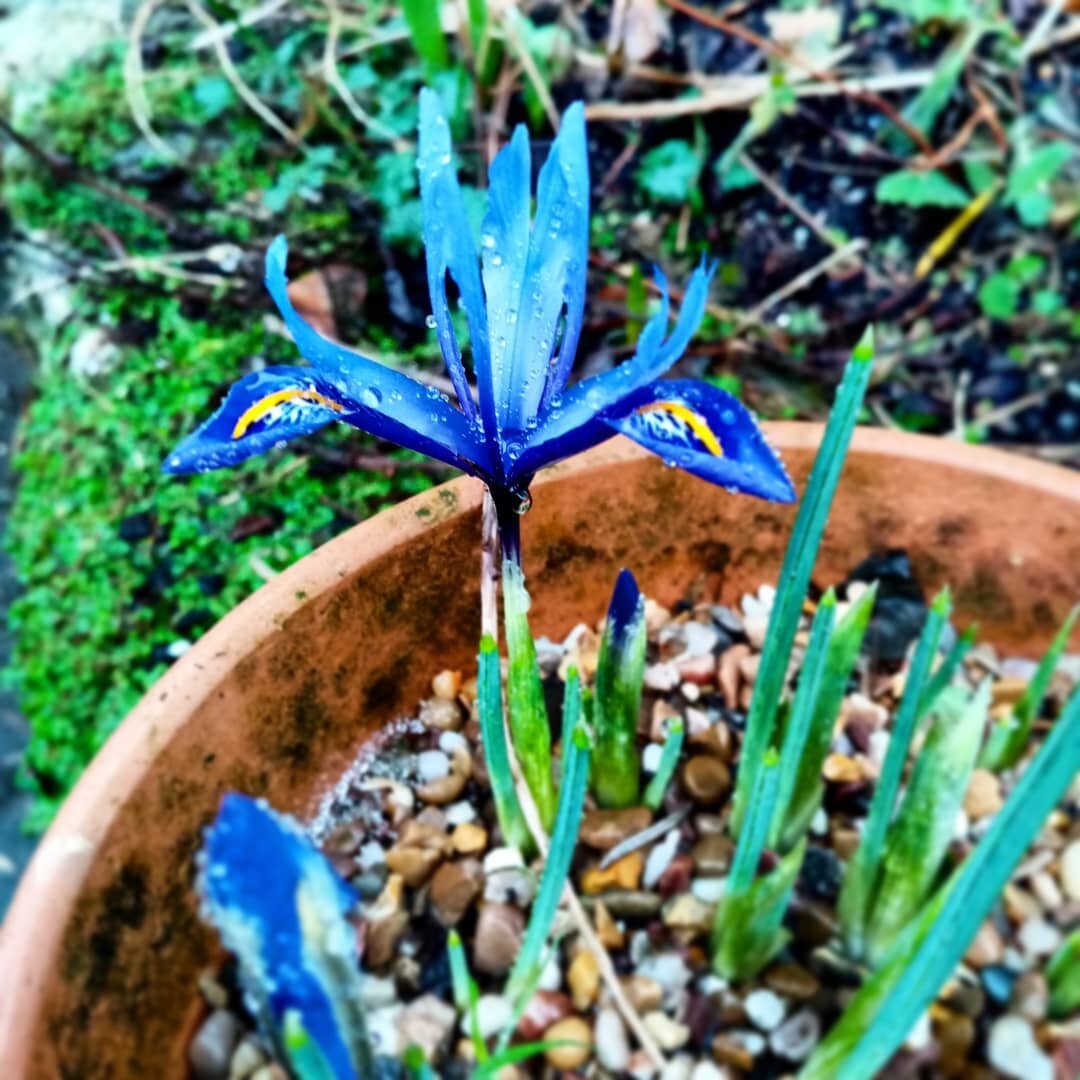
<box><xmin>0</xmin><ymin>0</ymin><xmax>1077</xmax><ymax>827</ymax></box>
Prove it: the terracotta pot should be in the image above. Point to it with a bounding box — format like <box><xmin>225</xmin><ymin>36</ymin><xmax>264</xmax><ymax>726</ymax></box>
<box><xmin>2</xmin><ymin>425</ymin><xmax>1078</xmax><ymax>1076</ymax></box>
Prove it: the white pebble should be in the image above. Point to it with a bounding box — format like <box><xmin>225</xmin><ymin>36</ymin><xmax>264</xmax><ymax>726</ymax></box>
<box><xmin>659</xmin><ymin>1054</ymin><xmax>693</xmax><ymax>1080</ymax></box>
<box><xmin>483</xmin><ymin>846</ymin><xmax>525</xmax><ymax>874</ymax></box>
<box><xmin>596</xmin><ymin>1006</ymin><xmax>631</xmax><ymax>1072</ymax></box>
<box><xmin>643</xmin><ymin>1011</ymin><xmax>690</xmax><ymax>1050</ymax></box>
<box><xmin>444</xmin><ymin>801</ymin><xmax>476</xmax><ymax>826</ymax></box>
<box><xmin>1061</xmin><ymin>840</ymin><xmax>1080</xmax><ymax>901</ymax></box>
<box><xmin>769</xmin><ymin>1008</ymin><xmax>820</xmax><ymax>1062</ymax></box>
<box><xmin>810</xmin><ymin>807</ymin><xmax>828</xmax><ymax>836</ymax></box>
<box><xmin>684</xmin><ymin>707</ymin><xmax>711</xmax><ymax>735</ymax></box>
<box><xmin>645</xmin><ymin>662</ymin><xmax>681</xmax><ymax>692</ymax></box>
<box><xmin>729</xmin><ymin>1029</ymin><xmax>765</xmax><ymax>1056</ymax></box>
<box><xmin>1017</xmin><ymin>916</ymin><xmax>1061</xmax><ymax>958</ymax></box>
<box><xmin>987</xmin><ymin>1015</ymin><xmax>1053</xmax><ymax>1080</ymax></box>
<box><xmin>691</xmin><ymin>877</ymin><xmax>727</xmax><ymax>903</ymax></box>
<box><xmin>744</xmin><ymin>988</ymin><xmax>786</xmax><ymax>1031</ymax></box>
<box><xmin>690</xmin><ymin>1063</ymin><xmax>730</xmax><ymax>1080</ymax></box>
<box><xmin>904</xmin><ymin>1011</ymin><xmax>932</xmax><ymax>1050</ymax></box>
<box><xmin>438</xmin><ymin>730</ymin><xmax>468</xmax><ymax>755</ymax></box>
<box><xmin>680</xmin><ymin>681</ymin><xmax>701</xmax><ymax>702</ymax></box>
<box><xmin>360</xmin><ymin>975</ymin><xmax>397</xmax><ymax>1009</ymax></box>
<box><xmin>637</xmin><ymin>951</ymin><xmax>692</xmax><ymax>1002</ymax></box>
<box><xmin>416</xmin><ymin>750</ymin><xmax>449</xmax><ymax>782</ymax></box>
<box><xmin>366</xmin><ymin>1005</ymin><xmax>402</xmax><ymax>1056</ymax></box>
<box><xmin>537</xmin><ymin>951</ymin><xmax>561</xmax><ymax>990</ymax></box>
<box><xmin>868</xmin><ymin>730</ymin><xmax>890</xmax><ymax>769</ymax></box>
<box><xmin>357</xmin><ymin>841</ymin><xmax>386</xmax><ymax>872</ymax></box>
<box><xmin>474</xmin><ymin>994</ymin><xmax>512</xmax><ymax>1040</ymax></box>
<box><xmin>643</xmin><ymin>743</ymin><xmax>663</xmax><ymax>774</ymax></box>
<box><xmin>644</xmin><ymin>830</ymin><xmax>681</xmax><ymax>889</ymax></box>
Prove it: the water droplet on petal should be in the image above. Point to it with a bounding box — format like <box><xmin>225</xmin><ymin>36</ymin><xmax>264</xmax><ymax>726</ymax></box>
<box><xmin>425</xmin><ymin>314</ymin><xmax>438</xmax><ymax>329</ymax></box>
<box><xmin>481</xmin><ymin>234</ymin><xmax>496</xmax><ymax>249</ymax></box>
<box><xmin>360</xmin><ymin>387</ymin><xmax>383</xmax><ymax>408</ymax></box>
<box><xmin>722</xmin><ymin>409</ymin><xmax>736</xmax><ymax>425</ymax></box>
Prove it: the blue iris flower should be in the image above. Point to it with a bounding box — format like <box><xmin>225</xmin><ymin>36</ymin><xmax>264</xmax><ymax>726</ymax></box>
<box><xmin>200</xmin><ymin>794</ymin><xmax>368</xmax><ymax>1078</ymax></box>
<box><xmin>165</xmin><ymin>89</ymin><xmax>795</xmax><ymax>532</ymax></box>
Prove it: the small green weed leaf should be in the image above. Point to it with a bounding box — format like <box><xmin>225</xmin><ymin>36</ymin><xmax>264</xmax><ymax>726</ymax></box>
<box><xmin>875</xmin><ymin>169</ymin><xmax>970</xmax><ymax>208</ymax></box>
<box><xmin>638</xmin><ymin>139</ymin><xmax>703</xmax><ymax>203</ymax></box>
<box><xmin>977</xmin><ymin>273</ymin><xmax>1019</xmax><ymax>320</ymax></box>
<box><xmin>1047</xmin><ymin>930</ymin><xmax>1080</xmax><ymax>1018</ymax></box>
<box><xmin>401</xmin><ymin>0</ymin><xmax>449</xmax><ymax>73</ymax></box>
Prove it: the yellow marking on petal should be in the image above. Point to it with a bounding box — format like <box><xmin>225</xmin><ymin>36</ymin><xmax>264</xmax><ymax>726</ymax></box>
<box><xmin>232</xmin><ymin>388</ymin><xmax>344</xmax><ymax>440</ymax></box>
<box><xmin>639</xmin><ymin>401</ymin><xmax>724</xmax><ymax>457</ymax></box>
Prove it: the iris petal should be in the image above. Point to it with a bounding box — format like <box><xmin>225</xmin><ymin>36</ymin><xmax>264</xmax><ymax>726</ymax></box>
<box><xmin>512</xmin><ymin>260</ymin><xmax>712</xmax><ymax>477</ymax></box>
<box><xmin>481</xmin><ymin>122</ymin><xmax>531</xmax><ymax>439</ymax></box>
<box><xmin>606</xmin><ymin>380</ymin><xmax>796</xmax><ymax>502</ymax></box>
<box><xmin>200</xmin><ymin>795</ymin><xmax>357</xmax><ymax>1079</ymax></box>
<box><xmin>507</xmin><ymin>103</ymin><xmax>590</xmax><ymax>432</ymax></box>
<box><xmin>263</xmin><ymin>237</ymin><xmax>491</xmax><ymax>476</ymax></box>
<box><xmin>163</xmin><ymin>367</ymin><xmax>353</xmax><ymax>473</ymax></box>
<box><xmin>417</xmin><ymin>88</ymin><xmax>492</xmax><ymax>429</ymax></box>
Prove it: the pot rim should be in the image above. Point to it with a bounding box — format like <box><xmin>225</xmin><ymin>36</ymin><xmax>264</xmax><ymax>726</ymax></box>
<box><xmin>1</xmin><ymin>424</ymin><xmax>1077</xmax><ymax>1060</ymax></box>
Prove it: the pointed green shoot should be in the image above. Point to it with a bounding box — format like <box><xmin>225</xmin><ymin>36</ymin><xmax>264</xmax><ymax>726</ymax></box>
<box><xmin>769</xmin><ymin>590</ymin><xmax>836</xmax><ymax>851</ymax></box>
<box><xmin>448</xmin><ymin>930</ymin><xmax>486</xmax><ymax>1063</ymax></box>
<box><xmin>283</xmin><ymin>1010</ymin><xmax>339</xmax><ymax>1080</ymax></box>
<box><xmin>781</xmin><ymin>584</ymin><xmax>877</xmax><ymax>850</ymax></box>
<box><xmin>506</xmin><ymin>704</ymin><xmax>591</xmax><ymax>1005</ymax></box>
<box><xmin>1048</xmin><ymin>929</ymin><xmax>1080</xmax><ymax>1018</ymax></box>
<box><xmin>864</xmin><ymin>680</ymin><xmax>989</xmax><ymax>964</ymax></box>
<box><xmin>502</xmin><ymin>563</ymin><xmax>557</xmax><ymax>830</ymax></box>
<box><xmin>838</xmin><ymin>587</ymin><xmax>951</xmax><ymax>958</ymax></box>
<box><xmin>732</xmin><ymin>328</ymin><xmax>875</xmax><ymax>833</ymax></box>
<box><xmin>980</xmin><ymin>604</ymin><xmax>1079</xmax><ymax>771</ymax></box>
<box><xmin>477</xmin><ymin>633</ymin><xmax>531</xmax><ymax>851</ymax></box>
<box><xmin>592</xmin><ymin>569</ymin><xmax>647</xmax><ymax>808</ymax></box>
<box><xmin>800</xmin><ymin>685</ymin><xmax>1080</xmax><ymax>1080</ymax></box>
<box><xmin>917</xmin><ymin>622</ymin><xmax>977</xmax><ymax>721</ymax></box>
<box><xmin>403</xmin><ymin>1044</ymin><xmax>438</xmax><ymax>1080</ymax></box>
<box><xmin>714</xmin><ymin>748</ymin><xmax>805</xmax><ymax>979</ymax></box>
<box><xmin>644</xmin><ymin>717</ymin><xmax>686</xmax><ymax>811</ymax></box>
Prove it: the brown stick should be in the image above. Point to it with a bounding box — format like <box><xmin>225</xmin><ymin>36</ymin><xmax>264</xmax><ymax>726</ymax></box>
<box><xmin>660</xmin><ymin>0</ymin><xmax>936</xmax><ymax>156</ymax></box>
<box><xmin>0</xmin><ymin>114</ymin><xmax>174</xmax><ymax>225</ymax></box>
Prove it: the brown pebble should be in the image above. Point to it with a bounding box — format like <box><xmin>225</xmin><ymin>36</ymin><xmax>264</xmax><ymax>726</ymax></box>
<box><xmin>397</xmin><ymin>819</ymin><xmax>453</xmax><ymax>854</ymax></box>
<box><xmin>831</xmin><ymin>827</ymin><xmax>861</xmax><ymax>859</ymax></box>
<box><xmin>682</xmin><ymin>755</ymin><xmax>731</xmax><ymax>806</ymax></box>
<box><xmin>417</xmin><ymin>746</ymin><xmax>472</xmax><ymax>805</ymax></box>
<box><xmin>965</xmin><ymin>920</ymin><xmax>1005</xmax><ymax>967</ymax></box>
<box><xmin>365</xmin><ymin>910</ymin><xmax>409</xmax><ymax>968</ymax></box>
<box><xmin>385</xmin><ymin>845</ymin><xmax>443</xmax><ymax>888</ymax></box>
<box><xmin>964</xmin><ymin>769</ymin><xmax>1003</xmax><ymax>821</ymax></box>
<box><xmin>1053</xmin><ymin>1038</ymin><xmax>1080</xmax><ymax>1080</ymax></box>
<box><xmin>580</xmin><ymin>807</ymin><xmax>653</xmax><ymax>850</ymax></box>
<box><xmin>692</xmin><ymin>833</ymin><xmax>734</xmax><ymax>876</ymax></box>
<box><xmin>594</xmin><ymin>900</ymin><xmax>624</xmax><ymax>949</ymax></box>
<box><xmin>229</xmin><ymin>1036</ymin><xmax>267</xmax><ymax>1079</ymax></box>
<box><xmin>581</xmin><ymin>851</ymin><xmax>644</xmax><ymax>894</ymax></box>
<box><xmin>473</xmin><ymin>903</ymin><xmax>525</xmax><ymax>975</ymax></box>
<box><xmin>933</xmin><ymin>1008</ymin><xmax>975</xmax><ymax>1076</ymax></box>
<box><xmin>657</xmin><ymin>853</ymin><xmax>694</xmax><ymax>896</ymax></box>
<box><xmin>188</xmin><ymin>1009</ymin><xmax>242</xmax><ymax>1080</ymax></box>
<box><xmin>823</xmin><ymin>753</ymin><xmax>862</xmax><ymax>783</ymax></box>
<box><xmin>419</xmin><ymin>696</ymin><xmax>463</xmax><ymax>731</ymax></box>
<box><xmin>792</xmin><ymin>900</ymin><xmax>836</xmax><ymax>947</ymax></box>
<box><xmin>662</xmin><ymin>894</ymin><xmax>714</xmax><ymax>937</ymax></box>
<box><xmin>197</xmin><ymin>970</ymin><xmax>229</xmax><ymax>1011</ymax></box>
<box><xmin>1011</xmin><ymin>971</ymin><xmax>1049</xmax><ymax>1023</ymax></box>
<box><xmin>689</xmin><ymin>721</ymin><xmax>733</xmax><ymax>762</ymax></box>
<box><xmin>451</xmin><ymin>822</ymin><xmax>488</xmax><ymax>855</ymax></box>
<box><xmin>587</xmin><ymin>889</ymin><xmax>661</xmax><ymax>918</ymax></box>
<box><xmin>620</xmin><ymin>975</ymin><xmax>663</xmax><ymax>1013</ymax></box>
<box><xmin>429</xmin><ymin>860</ymin><xmax>482</xmax><ymax>927</ymax></box>
<box><xmin>765</xmin><ymin>963</ymin><xmax>821</xmax><ymax>1001</ymax></box>
<box><xmin>543</xmin><ymin>1017</ymin><xmax>593</xmax><ymax>1070</ymax></box>
<box><xmin>517</xmin><ymin>990</ymin><xmax>573</xmax><ymax>1041</ymax></box>
<box><xmin>432</xmin><ymin>669</ymin><xmax>462</xmax><ymax>700</ymax></box>
<box><xmin>712</xmin><ymin>1033</ymin><xmax>754</xmax><ymax>1070</ymax></box>
<box><xmin>991</xmin><ymin>677</ymin><xmax>1029</xmax><ymax>706</ymax></box>
<box><xmin>567</xmin><ymin>949</ymin><xmax>601</xmax><ymax>1010</ymax></box>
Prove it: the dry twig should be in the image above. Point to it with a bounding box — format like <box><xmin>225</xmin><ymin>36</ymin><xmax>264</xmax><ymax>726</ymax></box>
<box><xmin>184</xmin><ymin>0</ymin><xmax>302</xmax><ymax>146</ymax></box>
<box><xmin>125</xmin><ymin>0</ymin><xmax>177</xmax><ymax>161</ymax></box>
<box><xmin>660</xmin><ymin>0</ymin><xmax>935</xmax><ymax>155</ymax></box>
<box><xmin>322</xmin><ymin>0</ymin><xmax>410</xmax><ymax>149</ymax></box>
